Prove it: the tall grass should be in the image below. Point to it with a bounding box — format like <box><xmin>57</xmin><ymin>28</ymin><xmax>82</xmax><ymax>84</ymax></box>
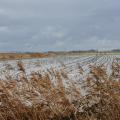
<box><xmin>0</xmin><ymin>59</ymin><xmax>120</xmax><ymax>120</ymax></box>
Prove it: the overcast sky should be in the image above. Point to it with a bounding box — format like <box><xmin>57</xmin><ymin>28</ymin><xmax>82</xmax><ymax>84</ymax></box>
<box><xmin>0</xmin><ymin>0</ymin><xmax>120</xmax><ymax>52</ymax></box>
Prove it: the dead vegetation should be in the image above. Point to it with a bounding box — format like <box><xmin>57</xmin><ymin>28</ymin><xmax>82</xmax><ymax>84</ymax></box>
<box><xmin>0</xmin><ymin>58</ymin><xmax>120</xmax><ymax>120</ymax></box>
<box><xmin>0</xmin><ymin>53</ymin><xmax>50</xmax><ymax>60</ymax></box>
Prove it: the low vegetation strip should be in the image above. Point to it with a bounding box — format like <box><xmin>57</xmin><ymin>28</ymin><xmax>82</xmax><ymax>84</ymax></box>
<box><xmin>0</xmin><ymin>53</ymin><xmax>50</xmax><ymax>60</ymax></box>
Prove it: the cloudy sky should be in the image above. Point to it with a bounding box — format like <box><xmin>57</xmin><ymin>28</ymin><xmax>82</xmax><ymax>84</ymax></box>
<box><xmin>0</xmin><ymin>0</ymin><xmax>120</xmax><ymax>52</ymax></box>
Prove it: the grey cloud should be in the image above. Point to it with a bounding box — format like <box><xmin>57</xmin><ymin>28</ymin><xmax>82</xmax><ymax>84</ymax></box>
<box><xmin>0</xmin><ymin>0</ymin><xmax>120</xmax><ymax>52</ymax></box>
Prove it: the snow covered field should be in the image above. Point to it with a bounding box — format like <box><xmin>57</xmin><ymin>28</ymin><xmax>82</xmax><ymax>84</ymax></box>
<box><xmin>0</xmin><ymin>54</ymin><xmax>119</xmax><ymax>80</ymax></box>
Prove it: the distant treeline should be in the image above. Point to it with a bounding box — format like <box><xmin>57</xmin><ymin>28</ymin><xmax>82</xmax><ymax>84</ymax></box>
<box><xmin>47</xmin><ymin>49</ymin><xmax>120</xmax><ymax>54</ymax></box>
<box><xmin>3</xmin><ymin>49</ymin><xmax>120</xmax><ymax>55</ymax></box>
<box><xmin>111</xmin><ymin>49</ymin><xmax>120</xmax><ymax>52</ymax></box>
